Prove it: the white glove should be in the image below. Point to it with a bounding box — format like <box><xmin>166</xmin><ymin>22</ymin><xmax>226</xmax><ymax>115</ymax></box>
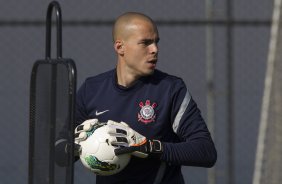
<box><xmin>74</xmin><ymin>119</ymin><xmax>106</xmax><ymax>156</ymax></box>
<box><xmin>74</xmin><ymin>119</ymin><xmax>106</xmax><ymax>144</ymax></box>
<box><xmin>106</xmin><ymin>120</ymin><xmax>163</xmax><ymax>159</ymax></box>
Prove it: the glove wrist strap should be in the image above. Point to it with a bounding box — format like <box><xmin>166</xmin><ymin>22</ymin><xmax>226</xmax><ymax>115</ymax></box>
<box><xmin>149</xmin><ymin>140</ymin><xmax>163</xmax><ymax>153</ymax></box>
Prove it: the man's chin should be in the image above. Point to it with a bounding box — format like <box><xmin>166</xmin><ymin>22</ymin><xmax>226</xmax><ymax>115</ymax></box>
<box><xmin>137</xmin><ymin>68</ymin><xmax>155</xmax><ymax>78</ymax></box>
<box><xmin>143</xmin><ymin>69</ymin><xmax>155</xmax><ymax>76</ymax></box>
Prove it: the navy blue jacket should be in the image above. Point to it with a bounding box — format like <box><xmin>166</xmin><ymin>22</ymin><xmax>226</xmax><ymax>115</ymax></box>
<box><xmin>76</xmin><ymin>69</ymin><xmax>217</xmax><ymax>184</ymax></box>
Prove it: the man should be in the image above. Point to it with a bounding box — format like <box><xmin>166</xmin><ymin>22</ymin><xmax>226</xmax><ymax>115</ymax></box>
<box><xmin>75</xmin><ymin>12</ymin><xmax>217</xmax><ymax>184</ymax></box>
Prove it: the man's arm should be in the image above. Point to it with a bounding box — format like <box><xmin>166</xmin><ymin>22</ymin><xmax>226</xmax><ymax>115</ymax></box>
<box><xmin>55</xmin><ymin>81</ymin><xmax>89</xmax><ymax>166</ymax></box>
<box><xmin>161</xmin><ymin>97</ymin><xmax>217</xmax><ymax>167</ymax></box>
<box><xmin>161</xmin><ymin>79</ymin><xmax>216</xmax><ymax>167</ymax></box>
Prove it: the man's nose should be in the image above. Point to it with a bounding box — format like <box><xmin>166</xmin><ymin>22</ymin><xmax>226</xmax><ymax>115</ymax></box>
<box><xmin>150</xmin><ymin>43</ymin><xmax>158</xmax><ymax>54</ymax></box>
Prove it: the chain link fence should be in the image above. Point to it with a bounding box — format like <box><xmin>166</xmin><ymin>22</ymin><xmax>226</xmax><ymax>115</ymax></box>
<box><xmin>0</xmin><ymin>0</ymin><xmax>273</xmax><ymax>183</ymax></box>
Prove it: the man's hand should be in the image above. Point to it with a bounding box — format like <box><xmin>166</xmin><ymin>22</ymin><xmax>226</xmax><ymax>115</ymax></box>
<box><xmin>74</xmin><ymin>119</ymin><xmax>106</xmax><ymax>156</ymax></box>
<box><xmin>106</xmin><ymin>120</ymin><xmax>163</xmax><ymax>159</ymax></box>
<box><xmin>75</xmin><ymin>119</ymin><xmax>106</xmax><ymax>143</ymax></box>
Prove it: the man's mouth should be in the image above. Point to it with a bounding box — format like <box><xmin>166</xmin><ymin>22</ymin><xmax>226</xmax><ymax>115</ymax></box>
<box><xmin>148</xmin><ymin>59</ymin><xmax>157</xmax><ymax>64</ymax></box>
<box><xmin>147</xmin><ymin>59</ymin><xmax>157</xmax><ymax>68</ymax></box>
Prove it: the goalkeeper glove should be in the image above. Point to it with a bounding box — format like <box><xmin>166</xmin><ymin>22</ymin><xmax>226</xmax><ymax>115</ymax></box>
<box><xmin>74</xmin><ymin>119</ymin><xmax>106</xmax><ymax>156</ymax></box>
<box><xmin>106</xmin><ymin>120</ymin><xmax>163</xmax><ymax>159</ymax></box>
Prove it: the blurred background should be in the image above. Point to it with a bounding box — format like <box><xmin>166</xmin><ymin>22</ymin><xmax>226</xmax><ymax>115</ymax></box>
<box><xmin>0</xmin><ymin>0</ymin><xmax>275</xmax><ymax>184</ymax></box>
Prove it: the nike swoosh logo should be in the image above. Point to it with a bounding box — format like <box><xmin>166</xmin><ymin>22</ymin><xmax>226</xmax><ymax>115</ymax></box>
<box><xmin>95</xmin><ymin>110</ymin><xmax>109</xmax><ymax>116</ymax></box>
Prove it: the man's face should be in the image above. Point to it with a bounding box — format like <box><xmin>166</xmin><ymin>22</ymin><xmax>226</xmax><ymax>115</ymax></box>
<box><xmin>122</xmin><ymin>20</ymin><xmax>159</xmax><ymax>77</ymax></box>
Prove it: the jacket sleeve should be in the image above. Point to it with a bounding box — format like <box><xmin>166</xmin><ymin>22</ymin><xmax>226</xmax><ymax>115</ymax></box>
<box><xmin>75</xmin><ymin>81</ymin><xmax>89</xmax><ymax>127</ymax></box>
<box><xmin>160</xmin><ymin>79</ymin><xmax>217</xmax><ymax>167</ymax></box>
<box><xmin>54</xmin><ymin>81</ymin><xmax>88</xmax><ymax>165</ymax></box>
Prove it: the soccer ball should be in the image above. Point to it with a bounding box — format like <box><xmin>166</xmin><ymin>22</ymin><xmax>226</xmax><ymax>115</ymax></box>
<box><xmin>79</xmin><ymin>124</ymin><xmax>131</xmax><ymax>176</ymax></box>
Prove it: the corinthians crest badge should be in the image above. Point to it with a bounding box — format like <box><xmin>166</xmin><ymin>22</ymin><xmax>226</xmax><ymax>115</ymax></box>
<box><xmin>138</xmin><ymin>100</ymin><xmax>157</xmax><ymax>124</ymax></box>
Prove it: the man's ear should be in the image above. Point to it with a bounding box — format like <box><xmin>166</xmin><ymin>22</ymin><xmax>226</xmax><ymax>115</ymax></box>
<box><xmin>114</xmin><ymin>40</ymin><xmax>124</xmax><ymax>55</ymax></box>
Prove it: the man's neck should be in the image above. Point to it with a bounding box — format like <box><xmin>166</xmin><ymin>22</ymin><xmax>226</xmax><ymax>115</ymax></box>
<box><xmin>116</xmin><ymin>63</ymin><xmax>139</xmax><ymax>88</ymax></box>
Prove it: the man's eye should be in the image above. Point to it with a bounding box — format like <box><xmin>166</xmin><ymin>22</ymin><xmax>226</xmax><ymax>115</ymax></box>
<box><xmin>142</xmin><ymin>41</ymin><xmax>151</xmax><ymax>45</ymax></box>
<box><xmin>156</xmin><ymin>38</ymin><xmax>160</xmax><ymax>44</ymax></box>
<box><xmin>141</xmin><ymin>40</ymin><xmax>154</xmax><ymax>46</ymax></box>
